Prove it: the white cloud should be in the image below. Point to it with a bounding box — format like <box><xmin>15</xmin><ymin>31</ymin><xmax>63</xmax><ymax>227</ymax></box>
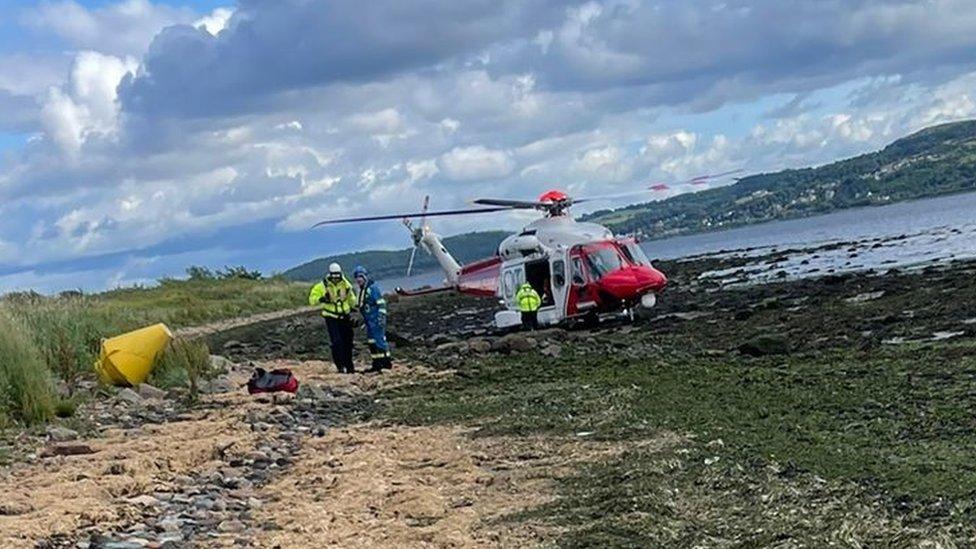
<box><xmin>574</xmin><ymin>145</ymin><xmax>631</xmax><ymax>182</ymax></box>
<box><xmin>345</xmin><ymin>108</ymin><xmax>414</xmax><ymax>147</ymax></box>
<box><xmin>40</xmin><ymin>51</ymin><xmax>137</xmax><ymax>154</ymax></box>
<box><xmin>195</xmin><ymin>7</ymin><xmax>234</xmax><ymax>36</ymax></box>
<box><xmin>347</xmin><ymin>108</ymin><xmax>402</xmax><ymax>134</ymax></box>
<box><xmin>439</xmin><ymin>118</ymin><xmax>460</xmax><ymax>133</ymax></box>
<box><xmin>275</xmin><ymin>120</ymin><xmax>304</xmax><ymax>132</ymax></box>
<box><xmin>438</xmin><ymin>145</ymin><xmax>515</xmax><ymax>181</ymax></box>
<box><xmin>641</xmin><ymin>131</ymin><xmax>698</xmax><ymax>163</ymax></box>
<box><xmin>406</xmin><ymin>159</ymin><xmax>439</xmax><ymax>183</ymax></box>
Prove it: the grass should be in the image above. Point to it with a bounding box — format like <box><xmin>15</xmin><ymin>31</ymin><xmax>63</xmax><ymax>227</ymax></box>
<box><xmin>150</xmin><ymin>339</ymin><xmax>214</xmax><ymax>400</ymax></box>
<box><xmin>382</xmin><ymin>335</ymin><xmax>976</xmax><ymax>545</ymax></box>
<box><xmin>373</xmin><ymin>259</ymin><xmax>976</xmax><ymax>544</ymax></box>
<box><xmin>0</xmin><ymin>276</ymin><xmax>307</xmax><ymax>425</ymax></box>
<box><xmin>0</xmin><ymin>311</ymin><xmax>55</xmax><ymax>426</ymax></box>
<box><xmin>94</xmin><ymin>276</ymin><xmax>308</xmax><ymax>328</ymax></box>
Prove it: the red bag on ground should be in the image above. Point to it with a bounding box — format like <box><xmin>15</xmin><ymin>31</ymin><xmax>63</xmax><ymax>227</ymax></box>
<box><xmin>246</xmin><ymin>367</ymin><xmax>299</xmax><ymax>394</ymax></box>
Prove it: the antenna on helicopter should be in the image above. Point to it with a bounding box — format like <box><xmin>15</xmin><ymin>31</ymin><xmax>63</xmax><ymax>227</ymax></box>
<box><xmin>402</xmin><ymin>195</ymin><xmax>430</xmax><ymax>276</ymax></box>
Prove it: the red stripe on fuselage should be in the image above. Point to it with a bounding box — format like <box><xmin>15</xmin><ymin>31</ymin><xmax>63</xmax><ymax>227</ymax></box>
<box><xmin>458</xmin><ymin>256</ymin><xmax>502</xmax><ymax>297</ymax></box>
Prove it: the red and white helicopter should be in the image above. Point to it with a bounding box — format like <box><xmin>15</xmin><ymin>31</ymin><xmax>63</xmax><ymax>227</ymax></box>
<box><xmin>313</xmin><ymin>171</ymin><xmax>740</xmax><ymax>328</ymax></box>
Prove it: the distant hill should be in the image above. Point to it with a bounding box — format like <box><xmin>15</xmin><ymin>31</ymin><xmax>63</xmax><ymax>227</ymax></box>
<box><xmin>584</xmin><ymin>119</ymin><xmax>976</xmax><ymax>237</ymax></box>
<box><xmin>282</xmin><ymin>231</ymin><xmax>510</xmax><ymax>281</ymax></box>
<box><xmin>285</xmin><ymin>120</ymin><xmax>976</xmax><ymax>277</ymax></box>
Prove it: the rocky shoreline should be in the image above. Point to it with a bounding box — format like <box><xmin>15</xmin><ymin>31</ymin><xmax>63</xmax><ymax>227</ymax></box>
<box><xmin>4</xmin><ymin>239</ymin><xmax>975</xmax><ymax>547</ymax></box>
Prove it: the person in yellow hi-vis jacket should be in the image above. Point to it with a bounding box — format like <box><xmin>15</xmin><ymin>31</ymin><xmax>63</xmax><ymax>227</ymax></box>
<box><xmin>516</xmin><ymin>282</ymin><xmax>542</xmax><ymax>330</ymax></box>
<box><xmin>308</xmin><ymin>262</ymin><xmax>358</xmax><ymax>373</ymax></box>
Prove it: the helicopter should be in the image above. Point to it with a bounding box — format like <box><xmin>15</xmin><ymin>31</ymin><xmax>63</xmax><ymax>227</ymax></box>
<box><xmin>313</xmin><ymin>171</ymin><xmax>740</xmax><ymax>328</ymax></box>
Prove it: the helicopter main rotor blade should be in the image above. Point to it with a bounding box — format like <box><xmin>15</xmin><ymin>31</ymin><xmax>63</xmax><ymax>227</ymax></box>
<box><xmin>689</xmin><ymin>168</ymin><xmax>744</xmax><ymax>181</ymax></box>
<box><xmin>569</xmin><ymin>168</ymin><xmax>746</xmax><ymax>205</ymax></box>
<box><xmin>311</xmin><ymin>206</ymin><xmax>512</xmax><ymax>228</ymax></box>
<box><xmin>471</xmin><ymin>198</ymin><xmax>548</xmax><ymax>209</ymax></box>
<box><xmin>572</xmin><ymin>189</ymin><xmax>660</xmax><ymax>204</ymax></box>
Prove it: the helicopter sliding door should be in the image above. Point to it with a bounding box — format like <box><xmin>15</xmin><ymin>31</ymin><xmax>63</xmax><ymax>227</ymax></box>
<box><xmin>523</xmin><ymin>260</ymin><xmax>552</xmax><ymax>304</ymax></box>
<box><xmin>524</xmin><ymin>258</ymin><xmax>558</xmax><ymax>325</ymax></box>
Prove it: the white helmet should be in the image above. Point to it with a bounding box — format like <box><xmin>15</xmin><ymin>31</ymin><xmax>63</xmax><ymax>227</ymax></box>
<box><xmin>328</xmin><ymin>262</ymin><xmax>342</xmax><ymax>275</ymax></box>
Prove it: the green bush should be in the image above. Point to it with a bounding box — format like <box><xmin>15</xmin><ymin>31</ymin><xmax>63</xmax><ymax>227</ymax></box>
<box><xmin>54</xmin><ymin>398</ymin><xmax>78</xmax><ymax>418</ymax></box>
<box><xmin>0</xmin><ymin>311</ymin><xmax>56</xmax><ymax>425</ymax></box>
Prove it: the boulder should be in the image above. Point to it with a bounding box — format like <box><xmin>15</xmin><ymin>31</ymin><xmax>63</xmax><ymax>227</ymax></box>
<box><xmin>200</xmin><ymin>375</ymin><xmax>236</xmax><ymax>394</ymax></box>
<box><xmin>117</xmin><ymin>388</ymin><xmax>144</xmax><ymax>405</ymax></box>
<box><xmin>218</xmin><ymin>519</ymin><xmax>247</xmax><ymax>533</ymax></box>
<box><xmin>540</xmin><ymin>344</ymin><xmax>562</xmax><ymax>358</ymax></box>
<box><xmin>46</xmin><ymin>426</ymin><xmax>79</xmax><ymax>442</ymax></box>
<box><xmin>40</xmin><ymin>443</ymin><xmax>97</xmax><ymax>458</ymax></box>
<box><xmin>209</xmin><ymin>355</ymin><xmax>235</xmax><ymax>371</ymax></box>
<box><xmin>435</xmin><ymin>341</ymin><xmax>468</xmax><ymax>354</ymax></box>
<box><xmin>467</xmin><ymin>338</ymin><xmax>492</xmax><ymax>353</ymax></box>
<box><xmin>137</xmin><ymin>383</ymin><xmax>167</xmax><ymax>400</ymax></box>
<box><xmin>491</xmin><ymin>333</ymin><xmax>537</xmax><ymax>353</ymax></box>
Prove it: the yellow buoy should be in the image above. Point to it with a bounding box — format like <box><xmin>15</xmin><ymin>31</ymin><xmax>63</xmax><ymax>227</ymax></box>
<box><xmin>95</xmin><ymin>323</ymin><xmax>174</xmax><ymax>386</ymax></box>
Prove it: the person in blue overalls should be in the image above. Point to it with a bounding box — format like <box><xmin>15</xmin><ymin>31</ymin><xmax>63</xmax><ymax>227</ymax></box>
<box><xmin>352</xmin><ymin>265</ymin><xmax>393</xmax><ymax>373</ymax></box>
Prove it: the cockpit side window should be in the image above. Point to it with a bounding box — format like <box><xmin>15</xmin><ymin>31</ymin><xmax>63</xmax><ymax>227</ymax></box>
<box><xmin>619</xmin><ymin>240</ymin><xmax>651</xmax><ymax>266</ymax></box>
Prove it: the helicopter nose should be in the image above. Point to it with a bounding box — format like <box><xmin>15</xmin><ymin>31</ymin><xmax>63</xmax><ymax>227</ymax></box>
<box><xmin>597</xmin><ymin>265</ymin><xmax>668</xmax><ymax>300</ymax></box>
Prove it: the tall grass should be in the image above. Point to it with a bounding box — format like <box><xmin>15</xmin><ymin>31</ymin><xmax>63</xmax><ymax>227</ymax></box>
<box><xmin>151</xmin><ymin>339</ymin><xmax>214</xmax><ymax>401</ymax></box>
<box><xmin>0</xmin><ymin>310</ymin><xmax>55</xmax><ymax>426</ymax></box>
<box><xmin>0</xmin><ymin>276</ymin><xmax>306</xmax><ymax>425</ymax></box>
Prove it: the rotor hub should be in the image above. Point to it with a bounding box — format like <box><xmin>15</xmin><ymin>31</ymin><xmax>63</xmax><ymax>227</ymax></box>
<box><xmin>538</xmin><ymin>190</ymin><xmax>569</xmax><ymax>203</ymax></box>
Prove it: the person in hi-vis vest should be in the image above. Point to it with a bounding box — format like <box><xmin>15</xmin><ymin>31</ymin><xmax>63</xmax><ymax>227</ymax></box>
<box><xmin>308</xmin><ymin>263</ymin><xmax>358</xmax><ymax>373</ymax></box>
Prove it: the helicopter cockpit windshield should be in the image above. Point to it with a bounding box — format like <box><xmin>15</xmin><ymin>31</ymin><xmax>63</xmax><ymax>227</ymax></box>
<box><xmin>581</xmin><ymin>244</ymin><xmax>629</xmax><ymax>280</ymax></box>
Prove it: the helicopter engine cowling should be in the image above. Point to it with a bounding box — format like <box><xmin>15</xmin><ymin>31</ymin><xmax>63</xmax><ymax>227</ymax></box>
<box><xmin>499</xmin><ymin>234</ymin><xmax>545</xmax><ymax>259</ymax></box>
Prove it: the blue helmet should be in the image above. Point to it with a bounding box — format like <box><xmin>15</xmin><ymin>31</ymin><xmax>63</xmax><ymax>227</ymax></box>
<box><xmin>352</xmin><ymin>265</ymin><xmax>369</xmax><ymax>279</ymax></box>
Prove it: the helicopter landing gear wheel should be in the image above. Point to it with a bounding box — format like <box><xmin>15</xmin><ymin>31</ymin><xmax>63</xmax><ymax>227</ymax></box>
<box><xmin>634</xmin><ymin>293</ymin><xmax>658</xmax><ymax>322</ymax></box>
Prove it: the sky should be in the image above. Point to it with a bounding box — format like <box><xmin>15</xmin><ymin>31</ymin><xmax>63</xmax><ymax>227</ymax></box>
<box><xmin>2</xmin><ymin>0</ymin><xmax>976</xmax><ymax>293</ymax></box>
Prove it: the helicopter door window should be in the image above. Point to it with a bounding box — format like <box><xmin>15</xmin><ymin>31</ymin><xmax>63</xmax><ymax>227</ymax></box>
<box><xmin>552</xmin><ymin>260</ymin><xmax>566</xmax><ymax>288</ymax></box>
<box><xmin>571</xmin><ymin>258</ymin><xmax>586</xmax><ymax>285</ymax></box>
<box><xmin>503</xmin><ymin>270</ymin><xmax>516</xmax><ymax>301</ymax></box>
